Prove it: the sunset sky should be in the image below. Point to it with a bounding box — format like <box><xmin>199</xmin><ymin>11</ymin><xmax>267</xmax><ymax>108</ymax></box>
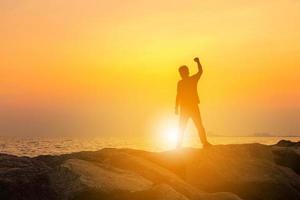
<box><xmin>0</xmin><ymin>0</ymin><xmax>299</xmax><ymax>138</ymax></box>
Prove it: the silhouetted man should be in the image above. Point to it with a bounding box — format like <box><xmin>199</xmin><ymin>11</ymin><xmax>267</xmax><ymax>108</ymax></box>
<box><xmin>175</xmin><ymin>57</ymin><xmax>211</xmax><ymax>148</ymax></box>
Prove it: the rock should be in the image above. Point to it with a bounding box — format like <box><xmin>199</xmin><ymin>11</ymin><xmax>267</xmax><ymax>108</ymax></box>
<box><xmin>181</xmin><ymin>144</ymin><xmax>300</xmax><ymax>200</ymax></box>
<box><xmin>0</xmin><ymin>154</ymin><xmax>56</xmax><ymax>200</ymax></box>
<box><xmin>128</xmin><ymin>144</ymin><xmax>300</xmax><ymax>200</ymax></box>
<box><xmin>272</xmin><ymin>142</ymin><xmax>300</xmax><ymax>174</ymax></box>
<box><xmin>148</xmin><ymin>184</ymin><xmax>189</xmax><ymax>200</ymax></box>
<box><xmin>276</xmin><ymin>140</ymin><xmax>300</xmax><ymax>147</ymax></box>
<box><xmin>62</xmin><ymin>158</ymin><xmax>153</xmax><ymax>193</ymax></box>
<box><xmin>0</xmin><ymin>141</ymin><xmax>299</xmax><ymax>200</ymax></box>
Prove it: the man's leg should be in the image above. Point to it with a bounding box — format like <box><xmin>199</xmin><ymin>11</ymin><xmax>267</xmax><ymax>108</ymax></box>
<box><xmin>191</xmin><ymin>106</ymin><xmax>210</xmax><ymax>146</ymax></box>
<box><xmin>177</xmin><ymin>113</ymin><xmax>188</xmax><ymax>149</ymax></box>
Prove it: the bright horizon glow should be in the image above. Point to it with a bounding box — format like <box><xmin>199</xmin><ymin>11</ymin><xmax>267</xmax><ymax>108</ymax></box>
<box><xmin>164</xmin><ymin>124</ymin><xmax>180</xmax><ymax>148</ymax></box>
<box><xmin>0</xmin><ymin>0</ymin><xmax>299</xmax><ymax>139</ymax></box>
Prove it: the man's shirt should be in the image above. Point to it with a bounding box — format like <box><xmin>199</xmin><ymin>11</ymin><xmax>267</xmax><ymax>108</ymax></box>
<box><xmin>177</xmin><ymin>73</ymin><xmax>201</xmax><ymax>107</ymax></box>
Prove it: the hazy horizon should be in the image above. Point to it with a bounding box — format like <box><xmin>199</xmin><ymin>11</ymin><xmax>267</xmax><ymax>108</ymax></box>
<box><xmin>1</xmin><ymin>0</ymin><xmax>299</xmax><ymax>138</ymax></box>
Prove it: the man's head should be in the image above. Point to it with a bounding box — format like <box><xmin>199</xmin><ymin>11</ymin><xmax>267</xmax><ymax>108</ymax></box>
<box><xmin>178</xmin><ymin>65</ymin><xmax>189</xmax><ymax>79</ymax></box>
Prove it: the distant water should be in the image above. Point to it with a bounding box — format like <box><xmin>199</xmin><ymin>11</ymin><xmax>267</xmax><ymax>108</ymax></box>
<box><xmin>0</xmin><ymin>136</ymin><xmax>299</xmax><ymax>157</ymax></box>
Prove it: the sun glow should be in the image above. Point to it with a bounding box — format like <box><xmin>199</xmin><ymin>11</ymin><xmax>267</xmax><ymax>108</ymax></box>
<box><xmin>165</xmin><ymin>126</ymin><xmax>179</xmax><ymax>145</ymax></box>
<box><xmin>155</xmin><ymin>118</ymin><xmax>180</xmax><ymax>149</ymax></box>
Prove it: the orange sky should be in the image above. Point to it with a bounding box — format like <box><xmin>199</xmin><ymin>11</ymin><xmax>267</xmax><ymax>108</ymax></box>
<box><xmin>0</xmin><ymin>0</ymin><xmax>299</xmax><ymax>137</ymax></box>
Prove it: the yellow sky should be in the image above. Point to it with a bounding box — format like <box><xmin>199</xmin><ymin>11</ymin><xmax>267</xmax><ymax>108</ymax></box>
<box><xmin>0</xmin><ymin>0</ymin><xmax>299</xmax><ymax>137</ymax></box>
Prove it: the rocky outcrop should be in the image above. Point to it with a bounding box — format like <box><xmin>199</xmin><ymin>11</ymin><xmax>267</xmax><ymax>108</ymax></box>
<box><xmin>0</xmin><ymin>140</ymin><xmax>299</xmax><ymax>200</ymax></box>
<box><xmin>272</xmin><ymin>140</ymin><xmax>300</xmax><ymax>175</ymax></box>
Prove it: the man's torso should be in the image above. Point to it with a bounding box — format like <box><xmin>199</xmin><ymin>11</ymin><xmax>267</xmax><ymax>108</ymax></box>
<box><xmin>177</xmin><ymin>74</ymin><xmax>200</xmax><ymax>107</ymax></box>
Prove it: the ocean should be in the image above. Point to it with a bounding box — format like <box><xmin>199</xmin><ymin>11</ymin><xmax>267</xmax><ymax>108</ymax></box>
<box><xmin>0</xmin><ymin>136</ymin><xmax>299</xmax><ymax>157</ymax></box>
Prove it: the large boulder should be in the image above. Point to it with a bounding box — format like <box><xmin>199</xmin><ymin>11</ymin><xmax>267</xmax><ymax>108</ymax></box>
<box><xmin>181</xmin><ymin>144</ymin><xmax>300</xmax><ymax>200</ymax></box>
<box><xmin>0</xmin><ymin>154</ymin><xmax>55</xmax><ymax>199</ymax></box>
<box><xmin>57</xmin><ymin>149</ymin><xmax>241</xmax><ymax>200</ymax></box>
<box><xmin>275</xmin><ymin>140</ymin><xmax>300</xmax><ymax>147</ymax></box>
<box><xmin>62</xmin><ymin>158</ymin><xmax>153</xmax><ymax>193</ymax></box>
<box><xmin>121</xmin><ymin>143</ymin><xmax>300</xmax><ymax>200</ymax></box>
<box><xmin>272</xmin><ymin>140</ymin><xmax>300</xmax><ymax>174</ymax></box>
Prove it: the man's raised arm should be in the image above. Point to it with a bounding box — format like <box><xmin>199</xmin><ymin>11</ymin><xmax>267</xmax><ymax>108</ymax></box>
<box><xmin>193</xmin><ymin>57</ymin><xmax>203</xmax><ymax>79</ymax></box>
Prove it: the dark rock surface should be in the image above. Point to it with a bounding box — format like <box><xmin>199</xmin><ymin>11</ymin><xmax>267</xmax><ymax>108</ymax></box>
<box><xmin>0</xmin><ymin>140</ymin><xmax>299</xmax><ymax>200</ymax></box>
